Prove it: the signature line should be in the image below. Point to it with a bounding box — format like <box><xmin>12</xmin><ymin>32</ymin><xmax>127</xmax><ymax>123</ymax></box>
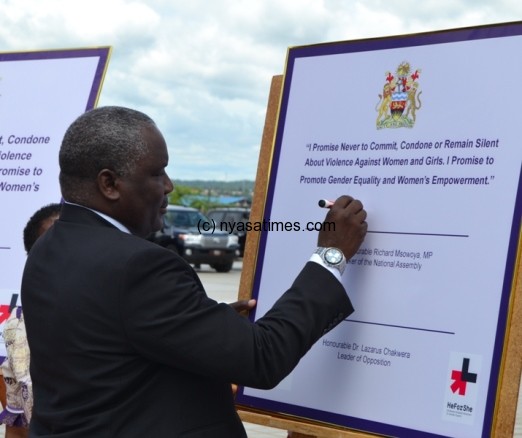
<box><xmin>368</xmin><ymin>230</ymin><xmax>468</xmax><ymax>238</ymax></box>
<box><xmin>345</xmin><ymin>319</ymin><xmax>455</xmax><ymax>335</ymax></box>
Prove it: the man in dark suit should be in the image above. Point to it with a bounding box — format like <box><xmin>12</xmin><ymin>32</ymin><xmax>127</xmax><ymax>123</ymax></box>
<box><xmin>22</xmin><ymin>106</ymin><xmax>367</xmax><ymax>437</ymax></box>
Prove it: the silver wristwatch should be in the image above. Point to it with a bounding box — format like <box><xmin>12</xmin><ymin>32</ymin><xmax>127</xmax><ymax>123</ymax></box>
<box><xmin>315</xmin><ymin>247</ymin><xmax>346</xmax><ymax>275</ymax></box>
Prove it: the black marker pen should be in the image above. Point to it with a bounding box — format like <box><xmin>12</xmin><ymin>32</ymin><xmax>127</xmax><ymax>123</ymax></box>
<box><xmin>318</xmin><ymin>199</ymin><xmax>334</xmax><ymax>208</ymax></box>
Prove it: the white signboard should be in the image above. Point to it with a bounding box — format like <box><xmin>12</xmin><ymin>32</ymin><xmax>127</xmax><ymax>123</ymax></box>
<box><xmin>237</xmin><ymin>23</ymin><xmax>521</xmax><ymax>438</ymax></box>
<box><xmin>0</xmin><ymin>48</ymin><xmax>110</xmax><ymax>357</ymax></box>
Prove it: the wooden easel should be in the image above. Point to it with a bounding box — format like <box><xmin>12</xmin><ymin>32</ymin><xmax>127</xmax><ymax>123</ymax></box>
<box><xmin>235</xmin><ymin>75</ymin><xmax>522</xmax><ymax>437</ymax></box>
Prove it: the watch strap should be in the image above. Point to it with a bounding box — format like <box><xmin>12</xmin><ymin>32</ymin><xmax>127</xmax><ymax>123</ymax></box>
<box><xmin>315</xmin><ymin>247</ymin><xmax>346</xmax><ymax>275</ymax></box>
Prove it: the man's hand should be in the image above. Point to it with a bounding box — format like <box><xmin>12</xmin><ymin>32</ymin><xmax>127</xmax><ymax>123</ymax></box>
<box><xmin>318</xmin><ymin>195</ymin><xmax>368</xmax><ymax>260</ymax></box>
<box><xmin>229</xmin><ymin>299</ymin><xmax>256</xmax><ymax>316</ymax></box>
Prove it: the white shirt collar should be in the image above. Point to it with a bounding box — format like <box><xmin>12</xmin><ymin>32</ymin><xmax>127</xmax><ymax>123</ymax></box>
<box><xmin>64</xmin><ymin>201</ymin><xmax>131</xmax><ymax>234</ymax></box>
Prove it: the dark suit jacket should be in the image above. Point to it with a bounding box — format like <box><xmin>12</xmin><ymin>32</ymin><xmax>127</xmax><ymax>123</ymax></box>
<box><xmin>22</xmin><ymin>203</ymin><xmax>354</xmax><ymax>437</ymax></box>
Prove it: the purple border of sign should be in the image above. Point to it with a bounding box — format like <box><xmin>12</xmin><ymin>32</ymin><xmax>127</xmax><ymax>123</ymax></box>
<box><xmin>236</xmin><ymin>21</ymin><xmax>522</xmax><ymax>438</ymax></box>
<box><xmin>0</xmin><ymin>47</ymin><xmax>110</xmax><ymax>112</ymax></box>
<box><xmin>0</xmin><ymin>47</ymin><xmax>110</xmax><ymax>361</ymax></box>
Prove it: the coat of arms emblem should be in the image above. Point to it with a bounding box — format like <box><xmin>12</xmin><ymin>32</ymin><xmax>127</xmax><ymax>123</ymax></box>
<box><xmin>376</xmin><ymin>61</ymin><xmax>422</xmax><ymax>129</ymax></box>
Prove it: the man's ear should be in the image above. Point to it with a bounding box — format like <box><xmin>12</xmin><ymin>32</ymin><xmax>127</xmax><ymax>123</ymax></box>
<box><xmin>97</xmin><ymin>169</ymin><xmax>121</xmax><ymax>200</ymax></box>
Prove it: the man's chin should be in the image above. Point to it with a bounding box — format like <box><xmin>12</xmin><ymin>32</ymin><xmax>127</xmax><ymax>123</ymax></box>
<box><xmin>151</xmin><ymin>219</ymin><xmax>164</xmax><ymax>234</ymax></box>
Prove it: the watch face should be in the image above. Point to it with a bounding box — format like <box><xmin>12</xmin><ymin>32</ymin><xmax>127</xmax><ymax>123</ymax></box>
<box><xmin>324</xmin><ymin>248</ymin><xmax>343</xmax><ymax>264</ymax></box>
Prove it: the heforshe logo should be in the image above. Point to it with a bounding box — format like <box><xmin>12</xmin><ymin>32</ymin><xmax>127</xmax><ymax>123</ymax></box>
<box><xmin>451</xmin><ymin>358</ymin><xmax>478</xmax><ymax>396</ymax></box>
<box><xmin>443</xmin><ymin>352</ymin><xmax>481</xmax><ymax>425</ymax></box>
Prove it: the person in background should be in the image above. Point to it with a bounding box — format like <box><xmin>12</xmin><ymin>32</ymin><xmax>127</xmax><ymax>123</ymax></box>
<box><xmin>22</xmin><ymin>106</ymin><xmax>367</xmax><ymax>437</ymax></box>
<box><xmin>0</xmin><ymin>203</ymin><xmax>61</xmax><ymax>438</ymax></box>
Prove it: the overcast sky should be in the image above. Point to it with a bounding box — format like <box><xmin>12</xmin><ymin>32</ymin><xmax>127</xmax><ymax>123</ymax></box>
<box><xmin>1</xmin><ymin>0</ymin><xmax>520</xmax><ymax>181</ymax></box>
